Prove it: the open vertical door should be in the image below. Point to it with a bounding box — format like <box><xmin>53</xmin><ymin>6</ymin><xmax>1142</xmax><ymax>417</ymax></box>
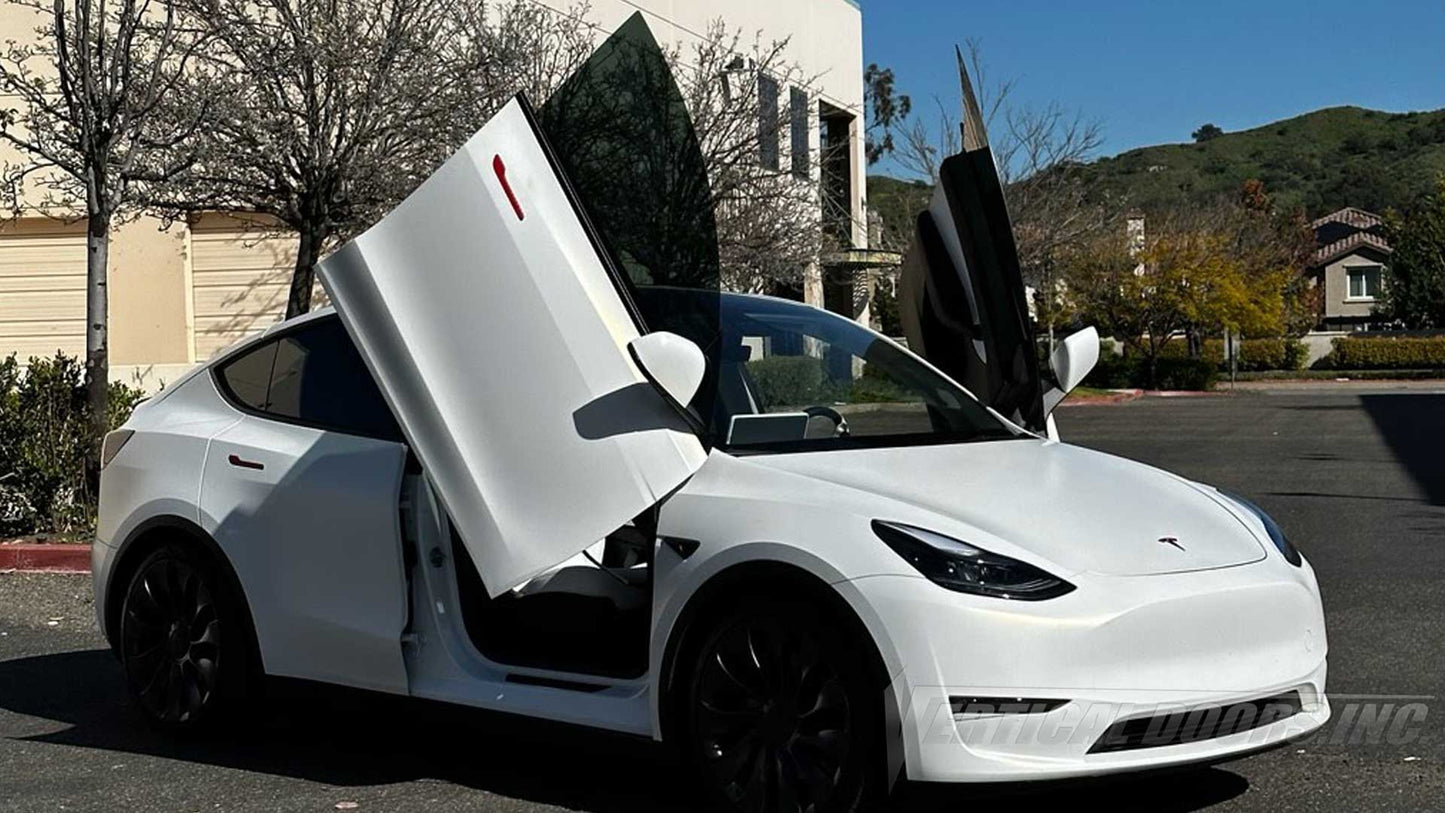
<box><xmin>897</xmin><ymin>50</ymin><xmax>1046</xmax><ymax>432</ymax></box>
<box><xmin>318</xmin><ymin>97</ymin><xmax>706</xmax><ymax>597</ymax></box>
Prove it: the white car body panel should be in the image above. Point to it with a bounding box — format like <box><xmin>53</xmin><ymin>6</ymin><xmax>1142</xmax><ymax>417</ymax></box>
<box><xmin>93</xmin><ymin>372</ymin><xmax>240</xmax><ymax>628</ymax></box>
<box><xmin>199</xmin><ymin>415</ymin><xmax>411</xmax><ymax>694</ymax></box>
<box><xmin>645</xmin><ymin>445</ymin><xmax>1327</xmax><ymax>782</ymax></box>
<box><xmin>748</xmin><ymin>441</ymin><xmax>1268</xmax><ymax>576</ymax></box>
<box><xmin>318</xmin><ymin>99</ymin><xmax>706</xmax><ymax>598</ymax></box>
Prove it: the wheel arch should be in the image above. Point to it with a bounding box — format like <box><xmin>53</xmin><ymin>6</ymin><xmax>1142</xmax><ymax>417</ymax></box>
<box><xmin>105</xmin><ymin>515</ymin><xmax>262</xmax><ymax>676</ymax></box>
<box><xmin>656</xmin><ymin>558</ymin><xmax>895</xmax><ymax>748</ymax></box>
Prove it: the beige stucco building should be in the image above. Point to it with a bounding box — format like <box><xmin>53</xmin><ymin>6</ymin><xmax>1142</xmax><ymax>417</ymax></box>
<box><xmin>0</xmin><ymin>0</ymin><xmax>867</xmax><ymax>392</ymax></box>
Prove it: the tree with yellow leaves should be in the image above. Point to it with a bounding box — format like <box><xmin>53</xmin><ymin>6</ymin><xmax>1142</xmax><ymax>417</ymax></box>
<box><xmin>1064</xmin><ymin>185</ymin><xmax>1309</xmax><ymax>387</ymax></box>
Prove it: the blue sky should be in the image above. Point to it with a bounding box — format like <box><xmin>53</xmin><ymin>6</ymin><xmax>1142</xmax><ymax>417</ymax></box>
<box><xmin>862</xmin><ymin>0</ymin><xmax>1445</xmax><ymax>178</ymax></box>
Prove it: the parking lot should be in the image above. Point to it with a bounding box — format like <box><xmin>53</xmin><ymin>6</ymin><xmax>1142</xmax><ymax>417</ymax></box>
<box><xmin>2</xmin><ymin>386</ymin><xmax>1443</xmax><ymax>811</ymax></box>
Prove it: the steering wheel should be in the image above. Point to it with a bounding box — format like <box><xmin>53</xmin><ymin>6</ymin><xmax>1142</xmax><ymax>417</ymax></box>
<box><xmin>803</xmin><ymin>405</ymin><xmax>850</xmax><ymax>437</ymax></box>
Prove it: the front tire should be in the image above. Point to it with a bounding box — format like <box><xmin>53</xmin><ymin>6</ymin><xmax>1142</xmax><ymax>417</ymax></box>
<box><xmin>684</xmin><ymin>598</ymin><xmax>881</xmax><ymax>812</ymax></box>
<box><xmin>118</xmin><ymin>545</ymin><xmax>249</xmax><ymax>728</ymax></box>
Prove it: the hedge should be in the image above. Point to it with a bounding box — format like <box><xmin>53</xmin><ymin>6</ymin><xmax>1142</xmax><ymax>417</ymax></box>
<box><xmin>745</xmin><ymin>355</ymin><xmax>915</xmax><ymax>408</ymax></box>
<box><xmin>0</xmin><ymin>353</ymin><xmax>144</xmax><ymax>537</ymax></box>
<box><xmin>1157</xmin><ymin>338</ymin><xmax>1307</xmax><ymax>372</ymax></box>
<box><xmin>1316</xmin><ymin>336</ymin><xmax>1445</xmax><ymax>370</ymax></box>
<box><xmin>1083</xmin><ymin>353</ymin><xmax>1218</xmax><ymax>391</ymax></box>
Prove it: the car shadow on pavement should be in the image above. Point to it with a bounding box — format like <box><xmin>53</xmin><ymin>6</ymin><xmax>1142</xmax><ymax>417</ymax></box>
<box><xmin>0</xmin><ymin>648</ymin><xmax>1249</xmax><ymax>811</ymax></box>
<box><xmin>1358</xmin><ymin>395</ymin><xmax>1445</xmax><ymax>506</ymax></box>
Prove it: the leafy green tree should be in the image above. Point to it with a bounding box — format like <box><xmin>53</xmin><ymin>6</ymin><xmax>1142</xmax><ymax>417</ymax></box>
<box><xmin>863</xmin><ymin>63</ymin><xmax>911</xmax><ymax>165</ymax></box>
<box><xmin>1380</xmin><ymin>178</ymin><xmax>1445</xmax><ymax>329</ymax></box>
<box><xmin>1192</xmin><ymin>123</ymin><xmax>1224</xmax><ymax>142</ymax></box>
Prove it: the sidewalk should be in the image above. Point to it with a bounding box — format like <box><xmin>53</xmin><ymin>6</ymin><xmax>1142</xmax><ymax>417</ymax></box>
<box><xmin>1226</xmin><ymin>379</ymin><xmax>1445</xmax><ymax>394</ymax></box>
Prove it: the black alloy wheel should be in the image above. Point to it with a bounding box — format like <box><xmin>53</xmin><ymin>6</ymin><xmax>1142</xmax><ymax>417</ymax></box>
<box><xmin>119</xmin><ymin>547</ymin><xmax>235</xmax><ymax>727</ymax></box>
<box><xmin>687</xmin><ymin>600</ymin><xmax>878</xmax><ymax>812</ymax></box>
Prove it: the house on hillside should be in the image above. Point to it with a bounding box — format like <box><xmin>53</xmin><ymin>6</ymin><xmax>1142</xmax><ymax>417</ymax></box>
<box><xmin>1307</xmin><ymin>207</ymin><xmax>1392</xmax><ymax>331</ymax></box>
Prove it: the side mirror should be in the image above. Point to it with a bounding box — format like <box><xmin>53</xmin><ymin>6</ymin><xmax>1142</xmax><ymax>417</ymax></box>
<box><xmin>1042</xmin><ymin>327</ymin><xmax>1100</xmax><ymax>415</ymax></box>
<box><xmin>628</xmin><ymin>331</ymin><xmax>706</xmax><ymax>411</ymax></box>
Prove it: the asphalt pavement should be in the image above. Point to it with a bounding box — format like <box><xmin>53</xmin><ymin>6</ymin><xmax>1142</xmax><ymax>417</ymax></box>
<box><xmin>2</xmin><ymin>386</ymin><xmax>1442</xmax><ymax>811</ymax></box>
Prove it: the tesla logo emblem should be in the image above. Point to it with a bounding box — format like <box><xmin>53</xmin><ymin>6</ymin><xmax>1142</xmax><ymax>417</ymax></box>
<box><xmin>1158</xmin><ymin>536</ymin><xmax>1185</xmax><ymax>551</ymax></box>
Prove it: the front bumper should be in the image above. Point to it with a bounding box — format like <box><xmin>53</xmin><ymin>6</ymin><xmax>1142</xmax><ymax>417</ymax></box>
<box><xmin>852</xmin><ymin>560</ymin><xmax>1329</xmax><ymax>783</ymax></box>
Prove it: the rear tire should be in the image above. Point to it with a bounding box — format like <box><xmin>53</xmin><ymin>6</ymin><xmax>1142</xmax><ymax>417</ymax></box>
<box><xmin>118</xmin><ymin>544</ymin><xmax>252</xmax><ymax>729</ymax></box>
<box><xmin>683</xmin><ymin>598</ymin><xmax>882</xmax><ymax>812</ymax></box>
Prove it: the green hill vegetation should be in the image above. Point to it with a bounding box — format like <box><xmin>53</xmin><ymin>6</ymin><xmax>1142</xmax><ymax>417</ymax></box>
<box><xmin>1083</xmin><ymin>106</ymin><xmax>1445</xmax><ymax>216</ymax></box>
<box><xmin>867</xmin><ymin>106</ymin><xmax>1445</xmax><ymax>234</ymax></box>
<box><xmin>865</xmin><ymin>174</ymin><xmax>932</xmax><ymax>250</ymax></box>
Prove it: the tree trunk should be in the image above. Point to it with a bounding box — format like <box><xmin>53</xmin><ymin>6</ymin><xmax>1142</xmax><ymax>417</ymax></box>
<box><xmin>84</xmin><ymin>209</ymin><xmax>111</xmax><ymax>491</ymax></box>
<box><xmin>286</xmin><ymin>225</ymin><xmax>324</xmax><ymax>318</ymax></box>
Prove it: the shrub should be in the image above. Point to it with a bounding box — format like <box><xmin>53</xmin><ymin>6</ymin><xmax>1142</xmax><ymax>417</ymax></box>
<box><xmin>0</xmin><ymin>353</ymin><xmax>145</xmax><ymax>537</ymax></box>
<box><xmin>1082</xmin><ymin>352</ymin><xmax>1136</xmax><ymax>389</ymax></box>
<box><xmin>746</xmin><ymin>355</ymin><xmax>917</xmax><ymax>408</ymax></box>
<box><xmin>1317</xmin><ymin>336</ymin><xmax>1445</xmax><ymax>370</ymax></box>
<box><xmin>1150</xmin><ymin>357</ymin><xmax>1219</xmax><ymax>391</ymax></box>
<box><xmin>1081</xmin><ymin>353</ymin><xmax>1218</xmax><ymax>391</ymax></box>
<box><xmin>747</xmin><ymin>356</ymin><xmax>830</xmax><ymax>407</ymax></box>
<box><xmin>1157</xmin><ymin>337</ymin><xmax>1306</xmax><ymax>371</ymax></box>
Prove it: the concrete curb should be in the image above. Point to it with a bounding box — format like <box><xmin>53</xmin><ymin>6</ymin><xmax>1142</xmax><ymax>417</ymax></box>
<box><xmin>0</xmin><ymin>544</ymin><xmax>91</xmax><ymax>573</ymax></box>
<box><xmin>1058</xmin><ymin>389</ymin><xmax>1144</xmax><ymax>406</ymax></box>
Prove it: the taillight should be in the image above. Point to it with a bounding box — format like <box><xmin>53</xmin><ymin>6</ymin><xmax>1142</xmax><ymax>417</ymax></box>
<box><xmin>101</xmin><ymin>429</ymin><xmax>134</xmax><ymax>469</ymax></box>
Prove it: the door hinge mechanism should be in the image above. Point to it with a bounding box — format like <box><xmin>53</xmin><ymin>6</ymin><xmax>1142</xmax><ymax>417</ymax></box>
<box><xmin>661</xmin><ymin>536</ymin><xmax>701</xmax><ymax>560</ymax></box>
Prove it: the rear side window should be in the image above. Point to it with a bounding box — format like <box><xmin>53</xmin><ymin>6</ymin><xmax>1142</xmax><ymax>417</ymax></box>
<box><xmin>215</xmin><ymin>317</ymin><xmax>402</xmax><ymax>442</ymax></box>
<box><xmin>218</xmin><ymin>341</ymin><xmax>277</xmax><ymax>410</ymax></box>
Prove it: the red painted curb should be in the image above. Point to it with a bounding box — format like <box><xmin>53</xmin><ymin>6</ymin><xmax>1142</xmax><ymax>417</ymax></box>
<box><xmin>0</xmin><ymin>543</ymin><xmax>91</xmax><ymax>573</ymax></box>
<box><xmin>1058</xmin><ymin>390</ymin><xmax>1144</xmax><ymax>407</ymax></box>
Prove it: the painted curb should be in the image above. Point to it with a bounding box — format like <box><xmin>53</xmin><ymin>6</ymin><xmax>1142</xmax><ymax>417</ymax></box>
<box><xmin>0</xmin><ymin>544</ymin><xmax>91</xmax><ymax>573</ymax></box>
<box><xmin>1058</xmin><ymin>390</ymin><xmax>1144</xmax><ymax>407</ymax></box>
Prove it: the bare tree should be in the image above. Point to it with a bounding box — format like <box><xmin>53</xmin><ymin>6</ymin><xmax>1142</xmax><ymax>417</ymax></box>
<box><xmin>678</xmin><ymin>24</ymin><xmax>825</xmax><ymax>293</ymax></box>
<box><xmin>535</xmin><ymin>13</ymin><xmax>828</xmax><ymax>295</ymax></box>
<box><xmin>452</xmin><ymin>0</ymin><xmax>594</xmax><ymax>123</ymax></box>
<box><xmin>896</xmin><ymin>41</ymin><xmax>1118</xmax><ymax>346</ymax></box>
<box><xmin>154</xmin><ymin>0</ymin><xmax>546</xmax><ymax>317</ymax></box>
<box><xmin>0</xmin><ymin>0</ymin><xmax>207</xmax><ymax>452</ymax></box>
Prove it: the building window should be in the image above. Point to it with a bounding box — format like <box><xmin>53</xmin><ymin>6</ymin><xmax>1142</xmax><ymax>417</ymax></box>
<box><xmin>758</xmin><ymin>75</ymin><xmax>780</xmax><ymax>171</ymax></box>
<box><xmin>790</xmin><ymin>87</ymin><xmax>810</xmax><ymax>179</ymax></box>
<box><xmin>819</xmin><ymin>103</ymin><xmax>855</xmax><ymax>244</ymax></box>
<box><xmin>1347</xmin><ymin>266</ymin><xmax>1381</xmax><ymax>300</ymax></box>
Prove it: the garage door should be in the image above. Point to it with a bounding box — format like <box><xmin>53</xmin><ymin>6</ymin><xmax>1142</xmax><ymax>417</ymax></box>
<box><xmin>0</xmin><ymin>221</ymin><xmax>87</xmax><ymax>362</ymax></box>
<box><xmin>189</xmin><ymin>218</ymin><xmax>325</xmax><ymax>359</ymax></box>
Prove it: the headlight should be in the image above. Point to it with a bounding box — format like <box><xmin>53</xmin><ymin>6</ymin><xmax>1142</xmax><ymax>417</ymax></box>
<box><xmin>871</xmin><ymin>520</ymin><xmax>1075</xmax><ymax>601</ymax></box>
<box><xmin>1220</xmin><ymin>491</ymin><xmax>1302</xmax><ymax>567</ymax></box>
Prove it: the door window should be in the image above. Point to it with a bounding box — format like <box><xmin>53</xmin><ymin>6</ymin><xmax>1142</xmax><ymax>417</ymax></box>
<box><xmin>266</xmin><ymin>319</ymin><xmax>403</xmax><ymax>441</ymax></box>
<box><xmin>215</xmin><ymin>317</ymin><xmax>402</xmax><ymax>442</ymax></box>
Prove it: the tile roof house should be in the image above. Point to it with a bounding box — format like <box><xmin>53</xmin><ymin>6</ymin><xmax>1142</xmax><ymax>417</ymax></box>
<box><xmin>1308</xmin><ymin>207</ymin><xmax>1392</xmax><ymax>330</ymax></box>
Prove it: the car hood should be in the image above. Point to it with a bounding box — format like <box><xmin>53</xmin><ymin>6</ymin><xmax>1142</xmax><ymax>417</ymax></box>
<box><xmin>746</xmin><ymin>440</ymin><xmax>1267</xmax><ymax>576</ymax></box>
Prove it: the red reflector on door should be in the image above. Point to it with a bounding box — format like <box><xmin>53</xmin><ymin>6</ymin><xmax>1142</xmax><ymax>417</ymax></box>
<box><xmin>493</xmin><ymin>155</ymin><xmax>524</xmax><ymax>221</ymax></box>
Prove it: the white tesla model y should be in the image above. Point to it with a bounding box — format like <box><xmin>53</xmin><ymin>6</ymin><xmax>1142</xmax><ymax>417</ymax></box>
<box><xmin>93</xmin><ymin>16</ymin><xmax>1327</xmax><ymax>811</ymax></box>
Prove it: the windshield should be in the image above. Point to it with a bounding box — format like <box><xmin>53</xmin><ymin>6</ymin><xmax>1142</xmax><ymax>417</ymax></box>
<box><xmin>639</xmin><ymin>289</ymin><xmax>1020</xmax><ymax>453</ymax></box>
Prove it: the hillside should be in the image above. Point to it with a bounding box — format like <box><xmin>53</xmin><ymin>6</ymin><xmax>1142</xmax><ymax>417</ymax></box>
<box><xmin>866</xmin><ymin>175</ymin><xmax>932</xmax><ymax>250</ymax></box>
<box><xmin>1083</xmin><ymin>106</ymin><xmax>1445</xmax><ymax>216</ymax></box>
<box><xmin>868</xmin><ymin>107</ymin><xmax>1445</xmax><ymax>236</ymax></box>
